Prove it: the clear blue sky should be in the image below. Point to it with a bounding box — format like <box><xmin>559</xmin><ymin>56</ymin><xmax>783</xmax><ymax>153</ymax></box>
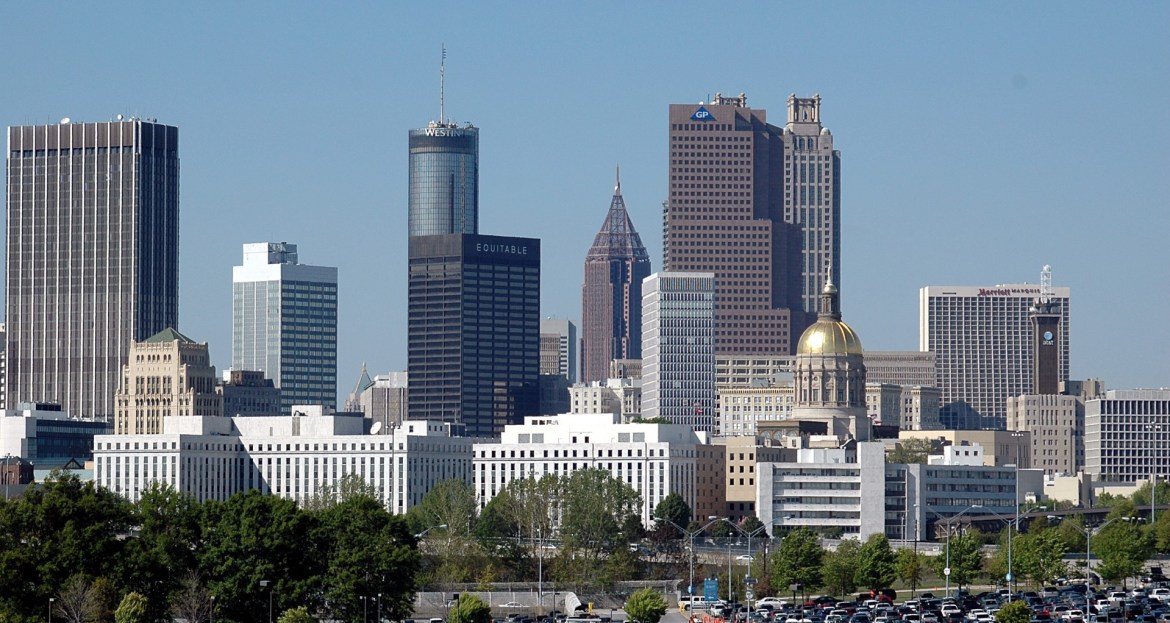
<box><xmin>3</xmin><ymin>2</ymin><xmax>1167</xmax><ymax>398</ymax></box>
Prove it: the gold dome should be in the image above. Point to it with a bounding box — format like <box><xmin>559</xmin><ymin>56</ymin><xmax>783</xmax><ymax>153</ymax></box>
<box><xmin>796</xmin><ymin>319</ymin><xmax>863</xmax><ymax>355</ymax></box>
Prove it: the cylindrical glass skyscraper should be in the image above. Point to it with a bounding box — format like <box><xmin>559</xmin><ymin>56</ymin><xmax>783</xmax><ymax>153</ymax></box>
<box><xmin>408</xmin><ymin>122</ymin><xmax>478</xmax><ymax>237</ymax></box>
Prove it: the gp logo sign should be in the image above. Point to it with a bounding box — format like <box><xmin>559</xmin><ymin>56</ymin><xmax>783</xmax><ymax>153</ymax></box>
<box><xmin>691</xmin><ymin>106</ymin><xmax>714</xmax><ymax>121</ymax></box>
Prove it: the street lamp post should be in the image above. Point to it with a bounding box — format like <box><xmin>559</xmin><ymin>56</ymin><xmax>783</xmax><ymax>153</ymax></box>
<box><xmin>1049</xmin><ymin>516</ymin><xmax>1121</xmax><ymax>616</ymax></box>
<box><xmin>210</xmin><ymin>595</ymin><xmax>215</xmax><ymax>623</ymax></box>
<box><xmin>1009</xmin><ymin>431</ymin><xmax>1026</xmax><ymax>599</ymax></box>
<box><xmin>48</xmin><ymin>597</ymin><xmax>54</xmax><ymax>623</ymax></box>
<box><xmin>1147</xmin><ymin>425</ymin><xmax>1162</xmax><ymax>525</ymax></box>
<box><xmin>415</xmin><ymin>523</ymin><xmax>449</xmax><ymax>539</ymax></box>
<box><xmin>259</xmin><ymin>580</ymin><xmax>273</xmax><ymax>623</ymax></box>
<box><xmin>363</xmin><ymin>596</ymin><xmax>368</xmax><ymax>623</ymax></box>
<box><xmin>3</xmin><ymin>453</ymin><xmax>12</xmax><ymax>500</ymax></box>
<box><xmin>930</xmin><ymin>504</ymin><xmax>982</xmax><ymax>598</ymax></box>
<box><xmin>723</xmin><ymin>519</ymin><xmax>767</xmax><ymax>614</ymax></box>
<box><xmin>665</xmin><ymin>516</ymin><xmax>723</xmax><ymax>601</ymax></box>
<box><xmin>378</xmin><ymin>593</ymin><xmax>383</xmax><ymax>623</ymax></box>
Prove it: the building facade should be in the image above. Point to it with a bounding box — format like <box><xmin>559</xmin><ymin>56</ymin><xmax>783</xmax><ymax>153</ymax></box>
<box><xmin>568</xmin><ymin>378</ymin><xmax>642</xmax><ymax>421</ymax></box>
<box><xmin>407</xmin><ymin>234</ymin><xmax>540</xmax><ymax>436</ymax></box>
<box><xmin>471</xmin><ymin>413</ymin><xmax>715</xmax><ymax>526</ymax></box>
<box><xmin>540</xmin><ymin>318</ymin><xmax>577</xmax><ymax>383</ymax></box>
<box><xmin>6</xmin><ymin>120</ymin><xmax>179</xmax><ymax>419</ymax></box>
<box><xmin>232</xmin><ymin>242</ymin><xmax>338</xmax><ymax>414</ymax></box>
<box><xmin>114</xmin><ymin>329</ymin><xmax>221</xmax><ymax>435</ymax></box>
<box><xmin>920</xmin><ymin>283</ymin><xmax>1071</xmax><ymax>429</ymax></box>
<box><xmin>0</xmin><ymin>403</ymin><xmax>112</xmax><ymax>470</ymax></box>
<box><xmin>93</xmin><ymin>415</ymin><xmax>473</xmax><ymax>512</ymax></box>
<box><xmin>408</xmin><ymin>122</ymin><xmax>478</xmax><ymax>238</ymax></box>
<box><xmin>581</xmin><ymin>174</ymin><xmax>651</xmax><ymax>383</ymax></box>
<box><xmin>360</xmin><ymin>372</ymin><xmax>408</xmax><ymax>433</ymax></box>
<box><xmin>641</xmin><ymin>272</ymin><xmax>716</xmax><ymax>431</ymax></box>
<box><xmin>664</xmin><ymin>93</ymin><xmax>814</xmax><ymax>357</ymax></box>
<box><xmin>863</xmin><ymin>351</ymin><xmax>938</xmax><ymax>387</ymax></box>
<box><xmin>714</xmin><ymin>435</ymin><xmax>790</xmax><ymax>522</ymax></box>
<box><xmin>1007</xmin><ymin>393</ymin><xmax>1083</xmax><ymax>476</ymax></box>
<box><xmin>1085</xmin><ymin>389</ymin><xmax>1170</xmax><ymax>483</ymax></box>
<box><xmin>218</xmin><ymin>370</ymin><xmax>281</xmax><ymax>417</ymax></box>
<box><xmin>759</xmin><ymin>441</ymin><xmax>1018</xmax><ymax>541</ymax></box>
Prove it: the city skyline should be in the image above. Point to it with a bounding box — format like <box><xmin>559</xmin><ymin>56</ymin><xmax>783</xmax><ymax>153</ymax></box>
<box><xmin>1</xmin><ymin>3</ymin><xmax>1166</xmax><ymax>400</ymax></box>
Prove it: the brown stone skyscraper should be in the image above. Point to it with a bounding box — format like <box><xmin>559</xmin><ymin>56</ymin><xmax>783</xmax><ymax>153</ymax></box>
<box><xmin>664</xmin><ymin>92</ymin><xmax>839</xmax><ymax>355</ymax></box>
<box><xmin>6</xmin><ymin>120</ymin><xmax>179</xmax><ymax>419</ymax></box>
<box><xmin>581</xmin><ymin>170</ymin><xmax>651</xmax><ymax>383</ymax></box>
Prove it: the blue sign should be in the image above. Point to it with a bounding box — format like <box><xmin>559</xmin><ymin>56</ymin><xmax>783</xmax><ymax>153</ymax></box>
<box><xmin>691</xmin><ymin>106</ymin><xmax>715</xmax><ymax>121</ymax></box>
<box><xmin>704</xmin><ymin>578</ymin><xmax>719</xmax><ymax>601</ymax></box>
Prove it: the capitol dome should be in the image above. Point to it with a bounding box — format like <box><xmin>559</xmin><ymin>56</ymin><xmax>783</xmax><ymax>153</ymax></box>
<box><xmin>795</xmin><ymin>280</ymin><xmax>863</xmax><ymax>355</ymax></box>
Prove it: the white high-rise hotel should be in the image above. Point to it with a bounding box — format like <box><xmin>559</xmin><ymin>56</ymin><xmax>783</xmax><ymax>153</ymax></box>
<box><xmin>641</xmin><ymin>272</ymin><xmax>715</xmax><ymax>432</ymax></box>
<box><xmin>920</xmin><ymin>283</ymin><xmax>1070</xmax><ymax>430</ymax></box>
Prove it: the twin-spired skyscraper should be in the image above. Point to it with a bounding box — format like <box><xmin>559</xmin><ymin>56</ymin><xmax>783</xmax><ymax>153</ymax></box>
<box><xmin>5</xmin><ymin>120</ymin><xmax>179</xmax><ymax>419</ymax></box>
<box><xmin>663</xmin><ymin>92</ymin><xmax>841</xmax><ymax>355</ymax></box>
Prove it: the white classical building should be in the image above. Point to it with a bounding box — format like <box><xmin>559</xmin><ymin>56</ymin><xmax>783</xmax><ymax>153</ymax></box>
<box><xmin>93</xmin><ymin>413</ymin><xmax>473</xmax><ymax>513</ymax></box>
<box><xmin>472</xmin><ymin>412</ymin><xmax>712</xmax><ymax>526</ymax></box>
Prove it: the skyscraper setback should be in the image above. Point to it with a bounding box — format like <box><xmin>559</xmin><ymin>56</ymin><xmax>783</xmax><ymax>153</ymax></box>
<box><xmin>5</xmin><ymin>120</ymin><xmax>179</xmax><ymax>419</ymax></box>
<box><xmin>664</xmin><ymin>92</ymin><xmax>841</xmax><ymax>355</ymax></box>
<box><xmin>581</xmin><ymin>171</ymin><xmax>651</xmax><ymax>383</ymax></box>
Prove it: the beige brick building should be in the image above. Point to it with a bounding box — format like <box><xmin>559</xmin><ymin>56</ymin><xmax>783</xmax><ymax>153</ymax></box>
<box><xmin>114</xmin><ymin>328</ymin><xmax>221</xmax><ymax>435</ymax></box>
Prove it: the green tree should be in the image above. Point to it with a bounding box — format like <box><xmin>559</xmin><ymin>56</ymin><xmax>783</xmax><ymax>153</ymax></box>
<box><xmin>1094</xmin><ymin>520</ymin><xmax>1150</xmax><ymax>585</ymax></box>
<box><xmin>114</xmin><ymin>592</ymin><xmax>149</xmax><ymax>623</ymax></box>
<box><xmin>652</xmin><ymin>493</ymin><xmax>691</xmax><ymax>534</ymax></box>
<box><xmin>935</xmin><ymin>529</ymin><xmax>984</xmax><ymax>591</ymax></box>
<box><xmin>771</xmin><ymin>528</ymin><xmax>823</xmax><ymax>595</ymax></box>
<box><xmin>995</xmin><ymin>600</ymin><xmax>1032</xmax><ymax>623</ymax></box>
<box><xmin>894</xmin><ymin>548</ymin><xmax>927</xmax><ymax>594</ymax></box>
<box><xmin>406</xmin><ymin>478</ymin><xmax>478</xmax><ymax>538</ymax></box>
<box><xmin>741</xmin><ymin>516</ymin><xmax>767</xmax><ymax>538</ymax></box>
<box><xmin>624</xmin><ymin>587</ymin><xmax>668</xmax><ymax>623</ymax></box>
<box><xmin>1014</xmin><ymin>529</ymin><xmax>1067</xmax><ymax>587</ymax></box>
<box><xmin>822</xmin><ymin>539</ymin><xmax>860</xmax><ymax>596</ymax></box>
<box><xmin>277</xmin><ymin>606</ymin><xmax>316</xmax><ymax>623</ymax></box>
<box><xmin>196</xmin><ymin>490</ymin><xmax>322</xmax><ymax>621</ymax></box>
<box><xmin>313</xmin><ymin>493</ymin><xmax>420</xmax><ymax>622</ymax></box>
<box><xmin>449</xmin><ymin>594</ymin><xmax>492</xmax><ymax>623</ymax></box>
<box><xmin>119</xmin><ymin>482</ymin><xmax>202</xmax><ymax>622</ymax></box>
<box><xmin>556</xmin><ymin>468</ymin><xmax>641</xmax><ymax>587</ymax></box>
<box><xmin>855</xmin><ymin>534</ymin><xmax>897</xmax><ymax>591</ymax></box>
<box><xmin>0</xmin><ymin>470</ymin><xmax>132</xmax><ymax>620</ymax></box>
<box><xmin>887</xmin><ymin>438</ymin><xmax>935</xmax><ymax>464</ymax></box>
<box><xmin>471</xmin><ymin>494</ymin><xmax>526</xmax><ymax>581</ymax></box>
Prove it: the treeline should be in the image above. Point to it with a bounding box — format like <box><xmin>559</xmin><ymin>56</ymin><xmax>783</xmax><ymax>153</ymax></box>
<box><xmin>0</xmin><ymin>472</ymin><xmax>418</xmax><ymax>623</ymax></box>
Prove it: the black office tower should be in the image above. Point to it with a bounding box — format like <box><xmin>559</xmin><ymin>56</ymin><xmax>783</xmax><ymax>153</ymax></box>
<box><xmin>408</xmin><ymin>234</ymin><xmax>540</xmax><ymax>436</ymax></box>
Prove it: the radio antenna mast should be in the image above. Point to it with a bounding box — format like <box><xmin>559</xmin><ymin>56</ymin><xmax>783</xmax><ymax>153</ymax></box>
<box><xmin>440</xmin><ymin>44</ymin><xmax>446</xmax><ymax>124</ymax></box>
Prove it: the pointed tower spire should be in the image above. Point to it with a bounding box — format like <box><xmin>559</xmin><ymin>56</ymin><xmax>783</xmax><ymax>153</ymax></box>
<box><xmin>581</xmin><ymin>172</ymin><xmax>653</xmax><ymax>383</ymax></box>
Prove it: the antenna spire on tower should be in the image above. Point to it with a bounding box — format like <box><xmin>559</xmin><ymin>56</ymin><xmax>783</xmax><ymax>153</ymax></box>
<box><xmin>440</xmin><ymin>44</ymin><xmax>447</xmax><ymax>124</ymax></box>
<box><xmin>615</xmin><ymin>163</ymin><xmax>621</xmax><ymax>194</ymax></box>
